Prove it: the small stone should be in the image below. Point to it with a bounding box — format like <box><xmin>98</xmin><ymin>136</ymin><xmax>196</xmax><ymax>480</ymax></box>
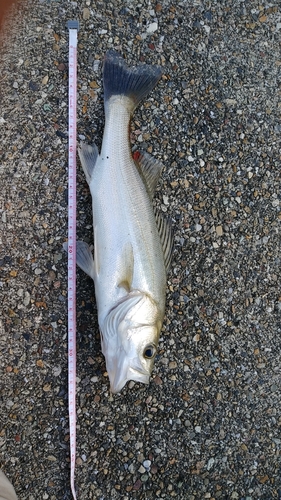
<box><xmin>151</xmin><ymin>464</ymin><xmax>158</xmax><ymax>474</ymax></box>
<box><xmin>169</xmin><ymin>361</ymin><xmax>177</xmax><ymax>369</ymax></box>
<box><xmin>257</xmin><ymin>475</ymin><xmax>269</xmax><ymax>484</ymax></box>
<box><xmin>216</xmin><ymin>225</ymin><xmax>223</xmax><ymax>236</ymax></box>
<box><xmin>143</xmin><ymin>460</ymin><xmax>151</xmax><ymax>469</ymax></box>
<box><xmin>83</xmin><ymin>8</ymin><xmax>90</xmax><ymax>20</ymax></box>
<box><xmin>54</xmin><ymin>253</ymin><xmax>62</xmax><ymax>264</ymax></box>
<box><xmin>133</xmin><ymin>479</ymin><xmax>142</xmax><ymax>490</ymax></box>
<box><xmin>42</xmin><ymin>75</ymin><xmax>49</xmax><ymax>85</ymax></box>
<box><xmin>52</xmin><ymin>366</ymin><xmax>62</xmax><ymax>377</ymax></box>
<box><xmin>146</xmin><ymin>22</ymin><xmax>158</xmax><ymax>33</ymax></box>
<box><xmin>57</xmin><ymin>63</ymin><xmax>66</xmax><ymax>71</ymax></box>
<box><xmin>153</xmin><ymin>375</ymin><xmax>162</xmax><ymax>385</ymax></box>
<box><xmin>207</xmin><ymin>457</ymin><xmax>215</xmax><ymax>470</ymax></box>
<box><xmin>123</xmin><ymin>432</ymin><xmax>130</xmax><ymax>442</ymax></box>
<box><xmin>29</xmin><ymin>80</ymin><xmax>39</xmax><ymax>91</ymax></box>
<box><xmin>128</xmin><ymin>463</ymin><xmax>135</xmax><ymax>473</ymax></box>
<box><xmin>89</xmin><ymin>80</ymin><xmax>99</xmax><ymax>88</ymax></box>
<box><xmin>93</xmin><ymin>60</ymin><xmax>100</xmax><ymax>72</ymax></box>
<box><xmin>140</xmin><ymin>474</ymin><xmax>149</xmax><ymax>482</ymax></box>
<box><xmin>138</xmin><ymin>465</ymin><xmax>146</xmax><ymax>473</ymax></box>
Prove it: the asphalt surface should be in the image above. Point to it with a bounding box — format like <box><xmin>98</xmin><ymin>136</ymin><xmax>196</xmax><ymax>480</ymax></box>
<box><xmin>0</xmin><ymin>1</ymin><xmax>280</xmax><ymax>499</ymax></box>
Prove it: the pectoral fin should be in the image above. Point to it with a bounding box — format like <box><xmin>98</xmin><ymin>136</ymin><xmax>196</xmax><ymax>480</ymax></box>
<box><xmin>76</xmin><ymin>240</ymin><xmax>95</xmax><ymax>280</ymax></box>
<box><xmin>117</xmin><ymin>242</ymin><xmax>134</xmax><ymax>292</ymax></box>
<box><xmin>136</xmin><ymin>153</ymin><xmax>163</xmax><ymax>199</ymax></box>
<box><xmin>155</xmin><ymin>210</ymin><xmax>174</xmax><ymax>272</ymax></box>
<box><xmin>78</xmin><ymin>143</ymin><xmax>99</xmax><ymax>185</ymax></box>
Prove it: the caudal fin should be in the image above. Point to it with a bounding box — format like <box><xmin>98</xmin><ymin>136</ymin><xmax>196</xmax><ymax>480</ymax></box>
<box><xmin>103</xmin><ymin>50</ymin><xmax>162</xmax><ymax>112</ymax></box>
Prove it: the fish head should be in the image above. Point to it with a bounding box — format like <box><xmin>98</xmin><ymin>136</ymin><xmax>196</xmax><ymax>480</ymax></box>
<box><xmin>100</xmin><ymin>292</ymin><xmax>163</xmax><ymax>393</ymax></box>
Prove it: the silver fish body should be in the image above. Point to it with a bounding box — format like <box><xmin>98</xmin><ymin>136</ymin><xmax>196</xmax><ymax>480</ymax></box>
<box><xmin>77</xmin><ymin>51</ymin><xmax>173</xmax><ymax>393</ymax></box>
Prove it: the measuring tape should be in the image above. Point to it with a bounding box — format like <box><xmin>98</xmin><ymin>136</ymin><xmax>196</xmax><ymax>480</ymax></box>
<box><xmin>67</xmin><ymin>19</ymin><xmax>79</xmax><ymax>500</ymax></box>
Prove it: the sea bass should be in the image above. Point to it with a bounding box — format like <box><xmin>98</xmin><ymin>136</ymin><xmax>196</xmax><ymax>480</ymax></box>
<box><xmin>77</xmin><ymin>51</ymin><xmax>173</xmax><ymax>393</ymax></box>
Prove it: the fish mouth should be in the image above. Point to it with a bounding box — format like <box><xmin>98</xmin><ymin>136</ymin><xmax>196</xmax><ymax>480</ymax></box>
<box><xmin>106</xmin><ymin>350</ymin><xmax>150</xmax><ymax>394</ymax></box>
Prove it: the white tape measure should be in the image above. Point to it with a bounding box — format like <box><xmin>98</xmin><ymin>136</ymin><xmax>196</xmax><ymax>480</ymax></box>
<box><xmin>67</xmin><ymin>19</ymin><xmax>79</xmax><ymax>500</ymax></box>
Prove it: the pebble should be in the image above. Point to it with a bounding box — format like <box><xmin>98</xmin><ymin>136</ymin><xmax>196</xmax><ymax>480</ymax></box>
<box><xmin>83</xmin><ymin>7</ymin><xmax>90</xmax><ymax>20</ymax></box>
<box><xmin>216</xmin><ymin>225</ymin><xmax>223</xmax><ymax>236</ymax></box>
<box><xmin>23</xmin><ymin>291</ymin><xmax>31</xmax><ymax>306</ymax></box>
<box><xmin>169</xmin><ymin>361</ymin><xmax>177</xmax><ymax>369</ymax></box>
<box><xmin>143</xmin><ymin>459</ymin><xmax>151</xmax><ymax>469</ymax></box>
<box><xmin>207</xmin><ymin>458</ymin><xmax>215</xmax><ymax>470</ymax></box>
<box><xmin>146</xmin><ymin>22</ymin><xmax>158</xmax><ymax>33</ymax></box>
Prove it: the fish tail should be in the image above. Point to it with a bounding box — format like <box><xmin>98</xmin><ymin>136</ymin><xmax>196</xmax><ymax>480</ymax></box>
<box><xmin>103</xmin><ymin>50</ymin><xmax>162</xmax><ymax>112</ymax></box>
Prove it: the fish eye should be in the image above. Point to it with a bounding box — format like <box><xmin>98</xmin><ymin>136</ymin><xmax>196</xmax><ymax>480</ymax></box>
<box><xmin>143</xmin><ymin>344</ymin><xmax>156</xmax><ymax>359</ymax></box>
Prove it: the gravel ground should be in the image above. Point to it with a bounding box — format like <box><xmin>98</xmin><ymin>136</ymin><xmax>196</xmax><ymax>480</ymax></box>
<box><xmin>0</xmin><ymin>1</ymin><xmax>281</xmax><ymax>499</ymax></box>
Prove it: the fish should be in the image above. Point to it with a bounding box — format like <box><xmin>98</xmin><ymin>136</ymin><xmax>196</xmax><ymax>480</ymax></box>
<box><xmin>76</xmin><ymin>50</ymin><xmax>173</xmax><ymax>393</ymax></box>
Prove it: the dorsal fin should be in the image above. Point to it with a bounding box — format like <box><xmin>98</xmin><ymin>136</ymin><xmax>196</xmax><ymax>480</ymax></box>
<box><xmin>137</xmin><ymin>153</ymin><xmax>163</xmax><ymax>198</ymax></box>
<box><xmin>154</xmin><ymin>210</ymin><xmax>174</xmax><ymax>272</ymax></box>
